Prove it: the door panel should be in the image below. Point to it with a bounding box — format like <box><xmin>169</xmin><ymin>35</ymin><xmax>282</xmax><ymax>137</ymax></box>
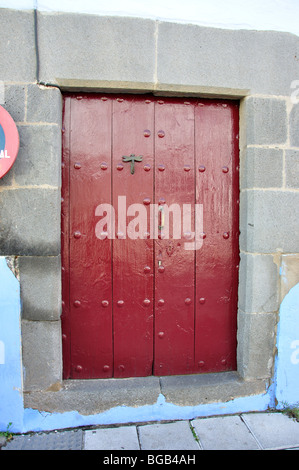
<box><xmin>112</xmin><ymin>97</ymin><xmax>154</xmax><ymax>378</ymax></box>
<box><xmin>195</xmin><ymin>102</ymin><xmax>239</xmax><ymax>373</ymax></box>
<box><xmin>61</xmin><ymin>96</ymin><xmax>71</xmax><ymax>378</ymax></box>
<box><xmin>62</xmin><ymin>94</ymin><xmax>239</xmax><ymax>379</ymax></box>
<box><xmin>68</xmin><ymin>96</ymin><xmax>113</xmax><ymax>378</ymax></box>
<box><xmin>154</xmin><ymin>101</ymin><xmax>195</xmax><ymax>376</ymax></box>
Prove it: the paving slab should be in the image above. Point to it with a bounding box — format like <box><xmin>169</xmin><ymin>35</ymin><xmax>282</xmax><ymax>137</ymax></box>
<box><xmin>191</xmin><ymin>415</ymin><xmax>260</xmax><ymax>450</ymax></box>
<box><xmin>2</xmin><ymin>412</ymin><xmax>299</xmax><ymax>451</ymax></box>
<box><xmin>0</xmin><ymin>437</ymin><xmax>6</xmax><ymax>449</ymax></box>
<box><xmin>138</xmin><ymin>421</ymin><xmax>200</xmax><ymax>451</ymax></box>
<box><xmin>241</xmin><ymin>413</ymin><xmax>299</xmax><ymax>450</ymax></box>
<box><xmin>84</xmin><ymin>426</ymin><xmax>140</xmax><ymax>450</ymax></box>
<box><xmin>3</xmin><ymin>430</ymin><xmax>83</xmax><ymax>450</ymax></box>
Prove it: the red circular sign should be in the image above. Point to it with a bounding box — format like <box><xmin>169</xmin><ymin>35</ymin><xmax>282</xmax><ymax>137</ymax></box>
<box><xmin>0</xmin><ymin>105</ymin><xmax>19</xmax><ymax>179</ymax></box>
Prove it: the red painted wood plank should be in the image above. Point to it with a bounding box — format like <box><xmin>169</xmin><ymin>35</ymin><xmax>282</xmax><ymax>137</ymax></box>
<box><xmin>194</xmin><ymin>101</ymin><xmax>239</xmax><ymax>373</ymax></box>
<box><xmin>154</xmin><ymin>100</ymin><xmax>195</xmax><ymax>376</ymax></box>
<box><xmin>61</xmin><ymin>96</ymin><xmax>71</xmax><ymax>379</ymax></box>
<box><xmin>68</xmin><ymin>95</ymin><xmax>113</xmax><ymax>378</ymax></box>
<box><xmin>112</xmin><ymin>96</ymin><xmax>154</xmax><ymax>378</ymax></box>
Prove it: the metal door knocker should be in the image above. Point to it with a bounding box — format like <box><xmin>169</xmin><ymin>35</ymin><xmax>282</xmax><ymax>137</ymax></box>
<box><xmin>122</xmin><ymin>154</ymin><xmax>143</xmax><ymax>174</ymax></box>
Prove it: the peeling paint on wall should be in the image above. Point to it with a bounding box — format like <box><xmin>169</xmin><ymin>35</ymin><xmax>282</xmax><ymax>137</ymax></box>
<box><xmin>5</xmin><ymin>256</ymin><xmax>20</xmax><ymax>281</ymax></box>
<box><xmin>22</xmin><ymin>390</ymin><xmax>272</xmax><ymax>433</ymax></box>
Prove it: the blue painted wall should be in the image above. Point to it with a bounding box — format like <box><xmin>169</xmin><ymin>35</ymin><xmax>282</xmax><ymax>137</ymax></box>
<box><xmin>0</xmin><ymin>257</ymin><xmax>23</xmax><ymax>433</ymax></box>
<box><xmin>275</xmin><ymin>283</ymin><xmax>299</xmax><ymax>408</ymax></box>
<box><xmin>22</xmin><ymin>392</ymin><xmax>272</xmax><ymax>433</ymax></box>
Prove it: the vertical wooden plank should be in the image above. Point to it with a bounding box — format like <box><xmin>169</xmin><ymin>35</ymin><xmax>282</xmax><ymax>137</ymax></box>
<box><xmin>112</xmin><ymin>96</ymin><xmax>154</xmax><ymax>378</ymax></box>
<box><xmin>194</xmin><ymin>101</ymin><xmax>239</xmax><ymax>373</ymax></box>
<box><xmin>68</xmin><ymin>95</ymin><xmax>113</xmax><ymax>379</ymax></box>
<box><xmin>154</xmin><ymin>99</ymin><xmax>195</xmax><ymax>376</ymax></box>
<box><xmin>61</xmin><ymin>96</ymin><xmax>71</xmax><ymax>379</ymax></box>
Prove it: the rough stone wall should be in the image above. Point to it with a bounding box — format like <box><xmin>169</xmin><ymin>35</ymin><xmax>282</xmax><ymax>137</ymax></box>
<box><xmin>0</xmin><ymin>8</ymin><xmax>298</xmax><ymax>396</ymax></box>
<box><xmin>0</xmin><ymin>10</ymin><xmax>62</xmax><ymax>390</ymax></box>
<box><xmin>238</xmin><ymin>97</ymin><xmax>299</xmax><ymax>379</ymax></box>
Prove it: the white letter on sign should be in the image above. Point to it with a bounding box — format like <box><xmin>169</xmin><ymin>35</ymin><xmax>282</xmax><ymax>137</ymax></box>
<box><xmin>0</xmin><ymin>150</ymin><xmax>10</xmax><ymax>159</ymax></box>
<box><xmin>290</xmin><ymin>340</ymin><xmax>299</xmax><ymax>365</ymax></box>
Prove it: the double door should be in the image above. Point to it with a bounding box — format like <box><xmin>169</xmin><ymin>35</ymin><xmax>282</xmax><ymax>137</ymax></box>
<box><xmin>61</xmin><ymin>94</ymin><xmax>239</xmax><ymax>379</ymax></box>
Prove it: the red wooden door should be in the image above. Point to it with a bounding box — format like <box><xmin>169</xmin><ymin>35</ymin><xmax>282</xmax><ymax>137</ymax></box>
<box><xmin>61</xmin><ymin>94</ymin><xmax>239</xmax><ymax>379</ymax></box>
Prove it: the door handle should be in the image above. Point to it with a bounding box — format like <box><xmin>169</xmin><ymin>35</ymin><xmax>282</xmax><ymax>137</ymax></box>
<box><xmin>158</xmin><ymin>250</ymin><xmax>163</xmax><ymax>268</ymax></box>
<box><xmin>158</xmin><ymin>206</ymin><xmax>164</xmax><ymax>230</ymax></box>
<box><xmin>122</xmin><ymin>154</ymin><xmax>143</xmax><ymax>174</ymax></box>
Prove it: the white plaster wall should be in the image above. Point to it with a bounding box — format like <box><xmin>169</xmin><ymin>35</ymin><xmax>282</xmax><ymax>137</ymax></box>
<box><xmin>0</xmin><ymin>0</ymin><xmax>299</xmax><ymax>37</ymax></box>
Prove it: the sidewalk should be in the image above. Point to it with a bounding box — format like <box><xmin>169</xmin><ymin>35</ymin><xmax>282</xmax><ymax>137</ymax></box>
<box><xmin>1</xmin><ymin>412</ymin><xmax>299</xmax><ymax>451</ymax></box>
